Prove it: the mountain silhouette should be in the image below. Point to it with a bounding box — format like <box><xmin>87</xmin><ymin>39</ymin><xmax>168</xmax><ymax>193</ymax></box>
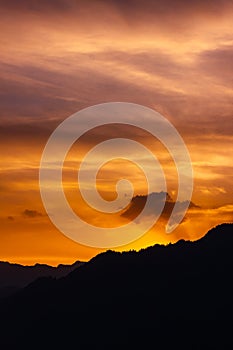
<box><xmin>0</xmin><ymin>260</ymin><xmax>83</xmax><ymax>298</ymax></box>
<box><xmin>0</xmin><ymin>223</ymin><xmax>232</xmax><ymax>347</ymax></box>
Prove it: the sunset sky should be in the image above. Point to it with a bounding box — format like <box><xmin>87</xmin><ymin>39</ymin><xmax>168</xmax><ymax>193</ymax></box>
<box><xmin>0</xmin><ymin>0</ymin><xmax>233</xmax><ymax>265</ymax></box>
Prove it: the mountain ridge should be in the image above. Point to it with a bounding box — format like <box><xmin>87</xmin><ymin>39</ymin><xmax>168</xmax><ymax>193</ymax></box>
<box><xmin>0</xmin><ymin>223</ymin><xmax>232</xmax><ymax>347</ymax></box>
<box><xmin>0</xmin><ymin>259</ymin><xmax>83</xmax><ymax>298</ymax></box>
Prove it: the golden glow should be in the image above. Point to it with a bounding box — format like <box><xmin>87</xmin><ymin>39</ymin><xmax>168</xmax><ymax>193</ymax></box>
<box><xmin>0</xmin><ymin>1</ymin><xmax>232</xmax><ymax>265</ymax></box>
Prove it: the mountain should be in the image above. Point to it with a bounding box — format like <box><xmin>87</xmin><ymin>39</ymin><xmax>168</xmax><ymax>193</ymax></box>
<box><xmin>0</xmin><ymin>223</ymin><xmax>232</xmax><ymax>347</ymax></box>
<box><xmin>0</xmin><ymin>260</ymin><xmax>83</xmax><ymax>298</ymax></box>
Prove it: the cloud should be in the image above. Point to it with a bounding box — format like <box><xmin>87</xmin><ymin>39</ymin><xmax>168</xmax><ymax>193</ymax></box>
<box><xmin>198</xmin><ymin>46</ymin><xmax>233</xmax><ymax>87</ymax></box>
<box><xmin>0</xmin><ymin>0</ymin><xmax>232</xmax><ymax>263</ymax></box>
<box><xmin>0</xmin><ymin>0</ymin><xmax>74</xmax><ymax>13</ymax></box>
<box><xmin>1</xmin><ymin>42</ymin><xmax>232</xmax><ymax>139</ymax></box>
<box><xmin>121</xmin><ymin>191</ymin><xmax>199</xmax><ymax>224</ymax></box>
<box><xmin>1</xmin><ymin>0</ymin><xmax>232</xmax><ymax>20</ymax></box>
<box><xmin>7</xmin><ymin>216</ymin><xmax>14</xmax><ymax>221</ymax></box>
<box><xmin>22</xmin><ymin>209</ymin><xmax>43</xmax><ymax>218</ymax></box>
<box><xmin>186</xmin><ymin>204</ymin><xmax>233</xmax><ymax>233</ymax></box>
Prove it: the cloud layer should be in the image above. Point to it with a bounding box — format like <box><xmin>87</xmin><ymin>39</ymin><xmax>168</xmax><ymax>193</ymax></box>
<box><xmin>0</xmin><ymin>0</ymin><xmax>232</xmax><ymax>264</ymax></box>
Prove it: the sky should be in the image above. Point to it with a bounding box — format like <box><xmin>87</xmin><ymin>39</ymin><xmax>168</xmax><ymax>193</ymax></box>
<box><xmin>0</xmin><ymin>0</ymin><xmax>233</xmax><ymax>265</ymax></box>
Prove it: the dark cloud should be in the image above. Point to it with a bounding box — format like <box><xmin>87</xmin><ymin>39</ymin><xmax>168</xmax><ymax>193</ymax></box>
<box><xmin>0</xmin><ymin>63</ymin><xmax>81</xmax><ymax>121</ymax></box>
<box><xmin>0</xmin><ymin>0</ymin><xmax>75</xmax><ymax>13</ymax></box>
<box><xmin>7</xmin><ymin>216</ymin><xmax>14</xmax><ymax>221</ymax></box>
<box><xmin>198</xmin><ymin>46</ymin><xmax>233</xmax><ymax>87</ymax></box>
<box><xmin>1</xmin><ymin>0</ymin><xmax>231</xmax><ymax>18</ymax></box>
<box><xmin>112</xmin><ymin>0</ymin><xmax>231</xmax><ymax>14</ymax></box>
<box><xmin>1</xmin><ymin>30</ymin><xmax>232</xmax><ymax>122</ymax></box>
<box><xmin>1</xmin><ymin>0</ymin><xmax>232</xmax><ymax>42</ymax></box>
<box><xmin>22</xmin><ymin>209</ymin><xmax>43</xmax><ymax>218</ymax></box>
<box><xmin>121</xmin><ymin>191</ymin><xmax>199</xmax><ymax>223</ymax></box>
<box><xmin>0</xmin><ymin>57</ymin><xmax>182</xmax><ymax>130</ymax></box>
<box><xmin>1</xmin><ymin>44</ymin><xmax>232</xmax><ymax>139</ymax></box>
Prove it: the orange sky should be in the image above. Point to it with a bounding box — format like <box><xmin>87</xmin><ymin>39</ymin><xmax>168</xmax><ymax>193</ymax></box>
<box><xmin>0</xmin><ymin>0</ymin><xmax>232</xmax><ymax>265</ymax></box>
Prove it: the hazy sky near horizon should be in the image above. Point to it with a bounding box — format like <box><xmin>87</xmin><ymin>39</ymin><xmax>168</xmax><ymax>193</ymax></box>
<box><xmin>0</xmin><ymin>0</ymin><xmax>233</xmax><ymax>265</ymax></box>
